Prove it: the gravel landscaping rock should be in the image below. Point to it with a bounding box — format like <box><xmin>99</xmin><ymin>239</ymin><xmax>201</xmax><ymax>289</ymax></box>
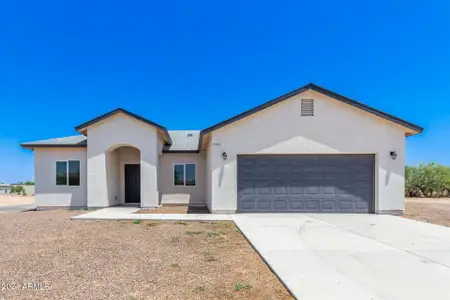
<box><xmin>404</xmin><ymin>197</ymin><xmax>450</xmax><ymax>227</ymax></box>
<box><xmin>0</xmin><ymin>210</ymin><xmax>292</xmax><ymax>300</ymax></box>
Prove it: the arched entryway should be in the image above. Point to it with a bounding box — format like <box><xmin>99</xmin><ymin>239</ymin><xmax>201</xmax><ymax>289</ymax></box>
<box><xmin>106</xmin><ymin>145</ymin><xmax>141</xmax><ymax>206</ymax></box>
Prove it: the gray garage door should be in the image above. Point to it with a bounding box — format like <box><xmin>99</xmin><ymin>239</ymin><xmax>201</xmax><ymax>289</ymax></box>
<box><xmin>237</xmin><ymin>154</ymin><xmax>374</xmax><ymax>213</ymax></box>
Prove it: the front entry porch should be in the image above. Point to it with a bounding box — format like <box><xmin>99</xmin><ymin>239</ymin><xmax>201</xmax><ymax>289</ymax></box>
<box><xmin>105</xmin><ymin>146</ymin><xmax>142</xmax><ymax>206</ymax></box>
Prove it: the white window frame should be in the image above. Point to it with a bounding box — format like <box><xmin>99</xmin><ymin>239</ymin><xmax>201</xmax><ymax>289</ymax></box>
<box><xmin>173</xmin><ymin>163</ymin><xmax>196</xmax><ymax>187</ymax></box>
<box><xmin>56</xmin><ymin>160</ymin><xmax>81</xmax><ymax>187</ymax></box>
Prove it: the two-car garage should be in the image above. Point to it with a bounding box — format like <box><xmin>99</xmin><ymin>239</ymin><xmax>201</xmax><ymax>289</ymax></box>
<box><xmin>237</xmin><ymin>154</ymin><xmax>375</xmax><ymax>213</ymax></box>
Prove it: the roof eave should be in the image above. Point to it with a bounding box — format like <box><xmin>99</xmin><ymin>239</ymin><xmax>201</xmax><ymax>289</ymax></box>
<box><xmin>20</xmin><ymin>144</ymin><xmax>88</xmax><ymax>150</ymax></box>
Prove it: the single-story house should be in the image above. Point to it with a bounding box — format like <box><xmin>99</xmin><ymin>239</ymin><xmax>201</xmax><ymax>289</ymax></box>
<box><xmin>0</xmin><ymin>183</ymin><xmax>12</xmax><ymax>194</ymax></box>
<box><xmin>10</xmin><ymin>183</ymin><xmax>35</xmax><ymax>196</ymax></box>
<box><xmin>21</xmin><ymin>83</ymin><xmax>423</xmax><ymax>214</ymax></box>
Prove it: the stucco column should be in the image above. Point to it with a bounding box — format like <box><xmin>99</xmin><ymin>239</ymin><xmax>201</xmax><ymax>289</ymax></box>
<box><xmin>87</xmin><ymin>152</ymin><xmax>109</xmax><ymax>207</ymax></box>
<box><xmin>140</xmin><ymin>148</ymin><xmax>159</xmax><ymax>208</ymax></box>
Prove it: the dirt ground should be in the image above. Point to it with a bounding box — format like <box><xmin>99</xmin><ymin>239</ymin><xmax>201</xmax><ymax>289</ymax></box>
<box><xmin>0</xmin><ymin>210</ymin><xmax>292</xmax><ymax>300</ymax></box>
<box><xmin>404</xmin><ymin>197</ymin><xmax>450</xmax><ymax>227</ymax></box>
<box><xmin>0</xmin><ymin>195</ymin><xmax>34</xmax><ymax>207</ymax></box>
<box><xmin>136</xmin><ymin>206</ymin><xmax>210</xmax><ymax>214</ymax></box>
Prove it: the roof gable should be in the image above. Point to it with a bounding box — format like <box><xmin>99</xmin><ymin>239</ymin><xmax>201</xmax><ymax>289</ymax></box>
<box><xmin>75</xmin><ymin>108</ymin><xmax>172</xmax><ymax>144</ymax></box>
<box><xmin>200</xmin><ymin>83</ymin><xmax>423</xmax><ymax>136</ymax></box>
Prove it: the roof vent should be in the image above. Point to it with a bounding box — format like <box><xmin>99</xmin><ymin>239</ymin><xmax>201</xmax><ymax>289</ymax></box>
<box><xmin>186</xmin><ymin>133</ymin><xmax>193</xmax><ymax>137</ymax></box>
<box><xmin>301</xmin><ymin>99</ymin><xmax>314</xmax><ymax>116</ymax></box>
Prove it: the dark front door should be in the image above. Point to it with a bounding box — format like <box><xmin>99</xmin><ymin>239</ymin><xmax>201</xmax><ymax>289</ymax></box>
<box><xmin>125</xmin><ymin>164</ymin><xmax>140</xmax><ymax>204</ymax></box>
<box><xmin>237</xmin><ymin>154</ymin><xmax>374</xmax><ymax>213</ymax></box>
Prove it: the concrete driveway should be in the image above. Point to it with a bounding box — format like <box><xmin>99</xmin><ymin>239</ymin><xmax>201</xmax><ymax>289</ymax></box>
<box><xmin>232</xmin><ymin>214</ymin><xmax>450</xmax><ymax>300</ymax></box>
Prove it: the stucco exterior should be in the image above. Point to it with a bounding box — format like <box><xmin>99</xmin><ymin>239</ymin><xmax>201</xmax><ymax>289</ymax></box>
<box><xmin>206</xmin><ymin>90</ymin><xmax>406</xmax><ymax>213</ymax></box>
<box><xmin>86</xmin><ymin>113</ymin><xmax>160</xmax><ymax>208</ymax></box>
<box><xmin>34</xmin><ymin>148</ymin><xmax>87</xmax><ymax>207</ymax></box>
<box><xmin>159</xmin><ymin>153</ymin><xmax>206</xmax><ymax>205</ymax></box>
<box><xmin>24</xmin><ymin>84</ymin><xmax>421</xmax><ymax>213</ymax></box>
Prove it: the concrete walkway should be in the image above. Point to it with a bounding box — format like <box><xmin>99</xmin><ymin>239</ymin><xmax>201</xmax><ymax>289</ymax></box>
<box><xmin>232</xmin><ymin>213</ymin><xmax>450</xmax><ymax>300</ymax></box>
<box><xmin>72</xmin><ymin>207</ymin><xmax>231</xmax><ymax>221</ymax></box>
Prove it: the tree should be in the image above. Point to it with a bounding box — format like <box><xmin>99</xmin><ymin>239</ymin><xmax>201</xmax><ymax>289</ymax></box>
<box><xmin>23</xmin><ymin>181</ymin><xmax>34</xmax><ymax>185</ymax></box>
<box><xmin>13</xmin><ymin>186</ymin><xmax>23</xmax><ymax>195</ymax></box>
<box><xmin>405</xmin><ymin>163</ymin><xmax>450</xmax><ymax>197</ymax></box>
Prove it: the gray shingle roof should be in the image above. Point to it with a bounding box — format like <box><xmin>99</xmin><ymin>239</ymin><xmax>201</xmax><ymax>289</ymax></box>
<box><xmin>20</xmin><ymin>132</ymin><xmax>200</xmax><ymax>152</ymax></box>
<box><xmin>163</xmin><ymin>130</ymin><xmax>200</xmax><ymax>152</ymax></box>
<box><xmin>21</xmin><ymin>135</ymin><xmax>87</xmax><ymax>149</ymax></box>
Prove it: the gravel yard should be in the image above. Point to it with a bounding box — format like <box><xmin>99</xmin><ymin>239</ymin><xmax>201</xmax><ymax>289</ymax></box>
<box><xmin>0</xmin><ymin>210</ymin><xmax>292</xmax><ymax>300</ymax></box>
<box><xmin>404</xmin><ymin>197</ymin><xmax>450</xmax><ymax>227</ymax></box>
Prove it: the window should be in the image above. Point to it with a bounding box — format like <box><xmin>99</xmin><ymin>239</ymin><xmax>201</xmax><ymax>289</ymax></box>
<box><xmin>56</xmin><ymin>160</ymin><xmax>80</xmax><ymax>186</ymax></box>
<box><xmin>186</xmin><ymin>164</ymin><xmax>196</xmax><ymax>186</ymax></box>
<box><xmin>174</xmin><ymin>163</ymin><xmax>196</xmax><ymax>186</ymax></box>
<box><xmin>69</xmin><ymin>161</ymin><xmax>80</xmax><ymax>186</ymax></box>
<box><xmin>301</xmin><ymin>99</ymin><xmax>314</xmax><ymax>116</ymax></box>
<box><xmin>56</xmin><ymin>161</ymin><xmax>67</xmax><ymax>185</ymax></box>
<box><xmin>174</xmin><ymin>164</ymin><xmax>185</xmax><ymax>186</ymax></box>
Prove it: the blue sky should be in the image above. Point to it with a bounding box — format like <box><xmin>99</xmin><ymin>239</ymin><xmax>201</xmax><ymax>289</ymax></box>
<box><xmin>1</xmin><ymin>0</ymin><xmax>449</xmax><ymax>183</ymax></box>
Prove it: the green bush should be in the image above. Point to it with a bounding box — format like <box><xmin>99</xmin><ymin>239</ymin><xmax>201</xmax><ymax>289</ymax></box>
<box><xmin>13</xmin><ymin>186</ymin><xmax>24</xmax><ymax>195</ymax></box>
<box><xmin>405</xmin><ymin>163</ymin><xmax>450</xmax><ymax>197</ymax></box>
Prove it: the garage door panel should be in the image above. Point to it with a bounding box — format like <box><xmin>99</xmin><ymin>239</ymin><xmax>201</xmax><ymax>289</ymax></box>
<box><xmin>241</xmin><ymin>184</ymin><xmax>255</xmax><ymax>195</ymax></box>
<box><xmin>256</xmin><ymin>201</ymin><xmax>272</xmax><ymax>211</ymax></box>
<box><xmin>303</xmin><ymin>200</ymin><xmax>320</xmax><ymax>212</ymax></box>
<box><xmin>273</xmin><ymin>186</ymin><xmax>287</xmax><ymax>195</ymax></box>
<box><xmin>240</xmin><ymin>201</ymin><xmax>256</xmax><ymax>210</ymax></box>
<box><xmin>288</xmin><ymin>185</ymin><xmax>303</xmax><ymax>195</ymax></box>
<box><xmin>288</xmin><ymin>200</ymin><xmax>303</xmax><ymax>211</ymax></box>
<box><xmin>237</xmin><ymin>154</ymin><xmax>374</xmax><ymax>213</ymax></box>
<box><xmin>321</xmin><ymin>200</ymin><xmax>337</xmax><ymax>211</ymax></box>
<box><xmin>273</xmin><ymin>201</ymin><xmax>288</xmax><ymax>211</ymax></box>
<box><xmin>322</xmin><ymin>186</ymin><xmax>337</xmax><ymax>195</ymax></box>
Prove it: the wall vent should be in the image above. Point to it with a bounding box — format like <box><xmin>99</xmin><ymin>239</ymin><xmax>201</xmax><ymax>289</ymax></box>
<box><xmin>301</xmin><ymin>99</ymin><xmax>314</xmax><ymax>116</ymax></box>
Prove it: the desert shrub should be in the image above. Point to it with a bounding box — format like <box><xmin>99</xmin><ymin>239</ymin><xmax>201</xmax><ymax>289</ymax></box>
<box><xmin>10</xmin><ymin>185</ymin><xmax>24</xmax><ymax>195</ymax></box>
<box><xmin>405</xmin><ymin>163</ymin><xmax>450</xmax><ymax>197</ymax></box>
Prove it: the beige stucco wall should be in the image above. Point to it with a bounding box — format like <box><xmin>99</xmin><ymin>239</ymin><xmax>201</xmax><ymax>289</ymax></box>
<box><xmin>206</xmin><ymin>90</ymin><xmax>407</xmax><ymax>213</ymax></box>
<box><xmin>34</xmin><ymin>148</ymin><xmax>87</xmax><ymax>207</ymax></box>
<box><xmin>206</xmin><ymin>143</ymin><xmax>213</xmax><ymax>211</ymax></box>
<box><xmin>159</xmin><ymin>153</ymin><xmax>206</xmax><ymax>205</ymax></box>
<box><xmin>105</xmin><ymin>149</ymin><xmax>120</xmax><ymax>206</ymax></box>
<box><xmin>86</xmin><ymin>113</ymin><xmax>160</xmax><ymax>208</ymax></box>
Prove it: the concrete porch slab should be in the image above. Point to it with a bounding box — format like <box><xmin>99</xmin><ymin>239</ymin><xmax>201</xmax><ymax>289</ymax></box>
<box><xmin>71</xmin><ymin>207</ymin><xmax>231</xmax><ymax>221</ymax></box>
